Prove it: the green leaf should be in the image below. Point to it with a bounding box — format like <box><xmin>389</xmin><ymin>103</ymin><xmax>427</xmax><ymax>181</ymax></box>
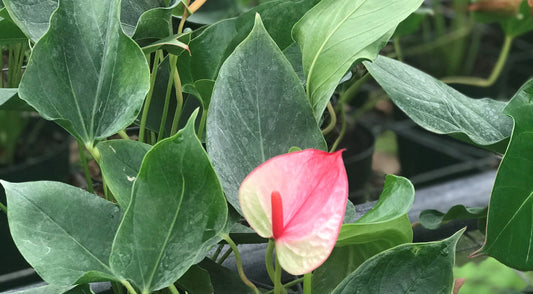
<box><xmin>313</xmin><ymin>175</ymin><xmax>414</xmax><ymax>294</ymax></box>
<box><xmin>129</xmin><ymin>0</ymin><xmax>181</xmax><ymax>46</ymax></box>
<box><xmin>141</xmin><ymin>32</ymin><xmax>191</xmax><ymax>55</ymax></box>
<box><xmin>0</xmin><ymin>8</ymin><xmax>26</xmax><ymax>45</ymax></box>
<box><xmin>419</xmin><ymin>205</ymin><xmax>487</xmax><ymax>230</ymax></box>
<box><xmin>3</xmin><ymin>0</ymin><xmax>169</xmax><ymax>42</ymax></box>
<box><xmin>110</xmin><ymin>111</ymin><xmax>228</xmax><ymax>293</ymax></box>
<box><xmin>292</xmin><ymin>0</ymin><xmax>423</xmax><ymax>120</ymax></box>
<box><xmin>206</xmin><ymin>14</ymin><xmax>326</xmax><ymax>215</ymax></box>
<box><xmin>2</xmin><ymin>181</ymin><xmax>122</xmax><ymax>285</ymax></box>
<box><xmin>18</xmin><ymin>0</ymin><xmax>150</xmax><ymax>146</ymax></box>
<box><xmin>9</xmin><ymin>284</ymin><xmax>94</xmax><ymax>294</ymax></box>
<box><xmin>198</xmin><ymin>258</ymin><xmax>254</xmax><ymax>294</ymax></box>
<box><xmin>283</xmin><ymin>42</ymin><xmax>306</xmax><ymax>86</ymax></box>
<box><xmin>331</xmin><ymin>229</ymin><xmax>464</xmax><ymax>294</ymax></box>
<box><xmin>365</xmin><ymin>55</ymin><xmax>513</xmax><ymax>153</ymax></box>
<box><xmin>176</xmin><ymin>265</ymin><xmax>214</xmax><ymax>294</ymax></box>
<box><xmin>0</xmin><ymin>88</ymin><xmax>18</xmax><ymax>106</ymax></box>
<box><xmin>97</xmin><ymin>140</ymin><xmax>151</xmax><ymax>209</ymax></box>
<box><xmin>177</xmin><ymin>0</ymin><xmax>319</xmax><ymax>87</ymax></box>
<box><xmin>476</xmin><ymin>79</ymin><xmax>533</xmax><ymax>270</ymax></box>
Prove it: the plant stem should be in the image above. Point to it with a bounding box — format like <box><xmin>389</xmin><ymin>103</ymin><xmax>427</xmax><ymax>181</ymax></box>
<box><xmin>222</xmin><ymin>234</ymin><xmax>261</xmax><ymax>294</ymax></box>
<box><xmin>337</xmin><ymin>73</ymin><xmax>370</xmax><ymax>107</ymax></box>
<box><xmin>211</xmin><ymin>243</ymin><xmax>225</xmax><ymax>260</ymax></box>
<box><xmin>139</xmin><ymin>50</ymin><xmax>163</xmax><ymax>143</ymax></box>
<box><xmin>265</xmin><ymin>239</ymin><xmax>276</xmax><ymax>282</ymax></box>
<box><xmin>170</xmin><ymin>61</ymin><xmax>184</xmax><ymax>136</ymax></box>
<box><xmin>77</xmin><ymin>139</ymin><xmax>94</xmax><ymax>194</ymax></box>
<box><xmin>321</xmin><ymin>102</ymin><xmax>336</xmax><ymax>135</ymax></box>
<box><xmin>178</xmin><ymin>0</ymin><xmax>191</xmax><ymax>34</ymax></box>
<box><xmin>196</xmin><ymin>107</ymin><xmax>208</xmax><ymax>140</ymax></box>
<box><xmin>274</xmin><ymin>253</ymin><xmax>282</xmax><ymax>294</ymax></box>
<box><xmin>121</xmin><ymin>280</ymin><xmax>138</xmax><ymax>294</ymax></box>
<box><xmin>440</xmin><ymin>35</ymin><xmax>514</xmax><ymax>87</ymax></box>
<box><xmin>0</xmin><ymin>202</ymin><xmax>7</xmax><ymax>214</ymax></box>
<box><xmin>303</xmin><ymin>273</ymin><xmax>312</xmax><ymax>294</ymax></box>
<box><xmin>118</xmin><ymin>130</ymin><xmax>130</xmax><ymax>140</ymax></box>
<box><xmin>216</xmin><ymin>246</ymin><xmax>233</xmax><ymax>265</ymax></box>
<box><xmin>393</xmin><ymin>37</ymin><xmax>403</xmax><ymax>62</ymax></box>
<box><xmin>263</xmin><ymin>277</ymin><xmax>305</xmax><ymax>294</ymax></box>
<box><xmin>157</xmin><ymin>55</ymin><xmax>178</xmax><ymax>142</ymax></box>
<box><xmin>329</xmin><ymin>103</ymin><xmax>346</xmax><ymax>152</ymax></box>
<box><xmin>168</xmin><ymin>284</ymin><xmax>180</xmax><ymax>294</ymax></box>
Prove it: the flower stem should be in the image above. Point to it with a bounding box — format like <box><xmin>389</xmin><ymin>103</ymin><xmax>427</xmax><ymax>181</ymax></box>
<box><xmin>440</xmin><ymin>35</ymin><xmax>514</xmax><ymax>87</ymax></box>
<box><xmin>274</xmin><ymin>253</ymin><xmax>282</xmax><ymax>294</ymax></box>
<box><xmin>303</xmin><ymin>273</ymin><xmax>312</xmax><ymax>294</ymax></box>
<box><xmin>265</xmin><ymin>239</ymin><xmax>276</xmax><ymax>282</ymax></box>
<box><xmin>170</xmin><ymin>60</ymin><xmax>184</xmax><ymax>136</ymax></box>
<box><xmin>329</xmin><ymin>103</ymin><xmax>346</xmax><ymax>152</ymax></box>
<box><xmin>118</xmin><ymin>130</ymin><xmax>130</xmax><ymax>140</ymax></box>
<box><xmin>222</xmin><ymin>234</ymin><xmax>261</xmax><ymax>294</ymax></box>
<box><xmin>263</xmin><ymin>277</ymin><xmax>305</xmax><ymax>294</ymax></box>
<box><xmin>77</xmin><ymin>139</ymin><xmax>94</xmax><ymax>194</ymax></box>
<box><xmin>321</xmin><ymin>102</ymin><xmax>337</xmax><ymax>135</ymax></box>
<box><xmin>120</xmin><ymin>280</ymin><xmax>138</xmax><ymax>294</ymax></box>
<box><xmin>139</xmin><ymin>50</ymin><xmax>163</xmax><ymax>143</ymax></box>
<box><xmin>168</xmin><ymin>284</ymin><xmax>180</xmax><ymax>294</ymax></box>
<box><xmin>157</xmin><ymin>54</ymin><xmax>178</xmax><ymax>141</ymax></box>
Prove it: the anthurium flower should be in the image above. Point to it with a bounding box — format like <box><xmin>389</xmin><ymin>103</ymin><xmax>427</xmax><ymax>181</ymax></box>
<box><xmin>239</xmin><ymin>149</ymin><xmax>348</xmax><ymax>275</ymax></box>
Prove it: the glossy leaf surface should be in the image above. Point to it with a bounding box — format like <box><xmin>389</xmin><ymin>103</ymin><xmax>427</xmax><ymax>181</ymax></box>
<box><xmin>18</xmin><ymin>0</ymin><xmax>150</xmax><ymax>146</ymax></box>
<box><xmin>0</xmin><ymin>88</ymin><xmax>17</xmax><ymax>106</ymax></box>
<box><xmin>331</xmin><ymin>229</ymin><xmax>464</xmax><ymax>294</ymax></box>
<box><xmin>3</xmin><ymin>0</ymin><xmax>167</xmax><ymax>42</ymax></box>
<box><xmin>240</xmin><ymin>149</ymin><xmax>348</xmax><ymax>275</ymax></box>
<box><xmin>476</xmin><ymin>80</ymin><xmax>533</xmax><ymax>270</ymax></box>
<box><xmin>2</xmin><ymin>181</ymin><xmax>122</xmax><ymax>285</ymax></box>
<box><xmin>98</xmin><ymin>140</ymin><xmax>151</xmax><ymax>209</ymax></box>
<box><xmin>177</xmin><ymin>0</ymin><xmax>319</xmax><ymax>87</ymax></box>
<box><xmin>207</xmin><ymin>15</ymin><xmax>326</xmax><ymax>214</ymax></box>
<box><xmin>420</xmin><ymin>205</ymin><xmax>487</xmax><ymax>230</ymax></box>
<box><xmin>128</xmin><ymin>0</ymin><xmax>180</xmax><ymax>45</ymax></box>
<box><xmin>313</xmin><ymin>175</ymin><xmax>414</xmax><ymax>294</ymax></box>
<box><xmin>292</xmin><ymin>0</ymin><xmax>423</xmax><ymax>119</ymax></box>
<box><xmin>110</xmin><ymin>112</ymin><xmax>228</xmax><ymax>292</ymax></box>
<box><xmin>365</xmin><ymin>55</ymin><xmax>513</xmax><ymax>153</ymax></box>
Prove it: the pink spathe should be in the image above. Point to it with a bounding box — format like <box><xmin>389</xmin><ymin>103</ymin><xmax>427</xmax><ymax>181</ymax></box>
<box><xmin>239</xmin><ymin>149</ymin><xmax>348</xmax><ymax>275</ymax></box>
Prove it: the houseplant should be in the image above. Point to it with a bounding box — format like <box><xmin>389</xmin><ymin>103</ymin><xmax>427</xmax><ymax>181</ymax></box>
<box><xmin>3</xmin><ymin>0</ymin><xmax>527</xmax><ymax>293</ymax></box>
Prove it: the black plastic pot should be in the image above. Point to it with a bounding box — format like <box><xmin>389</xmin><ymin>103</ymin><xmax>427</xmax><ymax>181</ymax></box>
<box><xmin>0</xmin><ymin>120</ymin><xmax>71</xmax><ymax>292</ymax></box>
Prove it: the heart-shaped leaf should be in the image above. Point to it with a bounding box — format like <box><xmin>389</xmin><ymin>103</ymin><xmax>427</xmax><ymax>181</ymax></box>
<box><xmin>97</xmin><ymin>140</ymin><xmax>151</xmax><ymax>209</ymax></box>
<box><xmin>365</xmin><ymin>55</ymin><xmax>513</xmax><ymax>153</ymax></box>
<box><xmin>292</xmin><ymin>0</ymin><xmax>423</xmax><ymax>119</ymax></box>
<box><xmin>18</xmin><ymin>0</ymin><xmax>150</xmax><ymax>147</ymax></box>
<box><xmin>240</xmin><ymin>149</ymin><xmax>348</xmax><ymax>275</ymax></box>
<box><xmin>2</xmin><ymin>181</ymin><xmax>122</xmax><ymax>286</ymax></box>
<box><xmin>19</xmin><ymin>0</ymin><xmax>149</xmax><ymax>145</ymax></box>
<box><xmin>313</xmin><ymin>175</ymin><xmax>414</xmax><ymax>294</ymax></box>
<box><xmin>207</xmin><ymin>14</ymin><xmax>326</xmax><ymax>215</ymax></box>
<box><xmin>331</xmin><ymin>229</ymin><xmax>464</xmax><ymax>294</ymax></box>
<box><xmin>474</xmin><ymin>79</ymin><xmax>533</xmax><ymax>270</ymax></box>
<box><xmin>110</xmin><ymin>111</ymin><xmax>228</xmax><ymax>292</ymax></box>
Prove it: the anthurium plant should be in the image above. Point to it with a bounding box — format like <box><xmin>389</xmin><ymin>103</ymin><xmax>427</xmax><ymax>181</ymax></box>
<box><xmin>2</xmin><ymin>0</ymin><xmax>529</xmax><ymax>293</ymax></box>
